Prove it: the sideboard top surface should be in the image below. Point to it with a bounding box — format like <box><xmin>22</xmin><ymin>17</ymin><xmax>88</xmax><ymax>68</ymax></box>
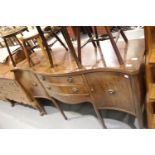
<box><xmin>0</xmin><ymin>37</ymin><xmax>145</xmax><ymax>79</ymax></box>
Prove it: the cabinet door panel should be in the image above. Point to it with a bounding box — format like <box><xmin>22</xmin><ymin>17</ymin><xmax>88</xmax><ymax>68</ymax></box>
<box><xmin>85</xmin><ymin>71</ymin><xmax>135</xmax><ymax>115</ymax></box>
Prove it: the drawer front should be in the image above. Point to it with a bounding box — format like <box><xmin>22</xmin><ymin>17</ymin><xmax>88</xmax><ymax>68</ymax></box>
<box><xmin>44</xmin><ymin>83</ymin><xmax>90</xmax><ymax>104</ymax></box>
<box><xmin>37</xmin><ymin>74</ymin><xmax>90</xmax><ymax>104</ymax></box>
<box><xmin>44</xmin><ymin>82</ymin><xmax>89</xmax><ymax>95</ymax></box>
<box><xmin>37</xmin><ymin>74</ymin><xmax>85</xmax><ymax>85</ymax></box>
<box><xmin>85</xmin><ymin>72</ymin><xmax>135</xmax><ymax>114</ymax></box>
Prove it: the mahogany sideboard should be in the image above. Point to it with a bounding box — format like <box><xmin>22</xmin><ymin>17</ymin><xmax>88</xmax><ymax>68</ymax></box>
<box><xmin>0</xmin><ymin>26</ymin><xmax>145</xmax><ymax>128</ymax></box>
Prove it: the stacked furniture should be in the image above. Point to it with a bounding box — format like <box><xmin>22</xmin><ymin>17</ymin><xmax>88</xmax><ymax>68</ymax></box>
<box><xmin>145</xmin><ymin>26</ymin><xmax>155</xmax><ymax>128</ymax></box>
<box><xmin>0</xmin><ymin>26</ymin><xmax>67</xmax><ymax>118</ymax></box>
<box><xmin>0</xmin><ymin>26</ymin><xmax>146</xmax><ymax>128</ymax></box>
<box><xmin>0</xmin><ymin>27</ymin><xmax>47</xmax><ymax>115</ymax></box>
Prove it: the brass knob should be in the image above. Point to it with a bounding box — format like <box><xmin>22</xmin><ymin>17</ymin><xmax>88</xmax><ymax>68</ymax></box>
<box><xmin>67</xmin><ymin>77</ymin><xmax>73</xmax><ymax>83</ymax></box>
<box><xmin>107</xmin><ymin>89</ymin><xmax>115</xmax><ymax>94</ymax></box>
<box><xmin>47</xmin><ymin>86</ymin><xmax>51</xmax><ymax>90</ymax></box>
<box><xmin>72</xmin><ymin>87</ymin><xmax>79</xmax><ymax>93</ymax></box>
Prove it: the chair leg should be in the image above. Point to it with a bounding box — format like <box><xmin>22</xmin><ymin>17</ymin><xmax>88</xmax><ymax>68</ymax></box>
<box><xmin>51</xmin><ymin>31</ymin><xmax>68</xmax><ymax>51</ymax></box>
<box><xmin>92</xmin><ymin>104</ymin><xmax>107</xmax><ymax>128</ymax></box>
<box><xmin>61</xmin><ymin>27</ymin><xmax>82</xmax><ymax>69</ymax></box>
<box><xmin>36</xmin><ymin>26</ymin><xmax>54</xmax><ymax>68</ymax></box>
<box><xmin>27</xmin><ymin>41</ymin><xmax>36</xmax><ymax>53</ymax></box>
<box><xmin>93</xmin><ymin>26</ymin><xmax>100</xmax><ymax>47</ymax></box>
<box><xmin>23</xmin><ymin>41</ymin><xmax>34</xmax><ymax>67</ymax></box>
<box><xmin>97</xmin><ymin>44</ymin><xmax>107</xmax><ymax>67</ymax></box>
<box><xmin>76</xmin><ymin>27</ymin><xmax>82</xmax><ymax>63</ymax></box>
<box><xmin>4</xmin><ymin>38</ymin><xmax>16</xmax><ymax>67</ymax></box>
<box><xmin>85</xmin><ymin>27</ymin><xmax>97</xmax><ymax>48</ymax></box>
<box><xmin>49</xmin><ymin>98</ymin><xmax>67</xmax><ymax>120</ymax></box>
<box><xmin>104</xmin><ymin>26</ymin><xmax>124</xmax><ymax>65</ymax></box>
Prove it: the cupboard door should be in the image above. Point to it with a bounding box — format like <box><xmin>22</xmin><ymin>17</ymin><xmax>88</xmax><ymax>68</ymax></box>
<box><xmin>85</xmin><ymin>71</ymin><xmax>135</xmax><ymax>115</ymax></box>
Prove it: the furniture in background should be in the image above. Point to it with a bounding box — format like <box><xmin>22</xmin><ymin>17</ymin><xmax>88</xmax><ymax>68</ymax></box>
<box><xmin>0</xmin><ymin>27</ymin><xmax>47</xmax><ymax>116</ymax></box>
<box><xmin>0</xmin><ymin>26</ymin><xmax>28</xmax><ymax>66</ymax></box>
<box><xmin>66</xmin><ymin>26</ymin><xmax>113</xmax><ymax>40</ymax></box>
<box><xmin>75</xmin><ymin>26</ymin><xmax>127</xmax><ymax>65</ymax></box>
<box><xmin>94</xmin><ymin>26</ymin><xmax>112</xmax><ymax>36</ymax></box>
<box><xmin>19</xmin><ymin>26</ymin><xmax>70</xmax><ymax>67</ymax></box>
<box><xmin>145</xmin><ymin>26</ymin><xmax>155</xmax><ymax>128</ymax></box>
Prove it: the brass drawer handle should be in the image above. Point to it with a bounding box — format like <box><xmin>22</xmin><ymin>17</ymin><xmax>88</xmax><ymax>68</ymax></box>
<box><xmin>47</xmin><ymin>86</ymin><xmax>51</xmax><ymax>90</ymax></box>
<box><xmin>72</xmin><ymin>87</ymin><xmax>79</xmax><ymax>93</ymax></box>
<box><xmin>107</xmin><ymin>89</ymin><xmax>115</xmax><ymax>94</ymax></box>
<box><xmin>67</xmin><ymin>77</ymin><xmax>73</xmax><ymax>83</ymax></box>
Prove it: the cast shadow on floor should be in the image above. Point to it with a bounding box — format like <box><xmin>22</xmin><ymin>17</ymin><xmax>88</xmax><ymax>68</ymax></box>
<box><xmin>38</xmin><ymin>98</ymin><xmax>147</xmax><ymax>129</ymax></box>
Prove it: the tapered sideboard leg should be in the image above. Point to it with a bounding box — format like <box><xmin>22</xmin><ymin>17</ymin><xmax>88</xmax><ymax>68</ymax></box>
<box><xmin>92</xmin><ymin>104</ymin><xmax>107</xmax><ymax>128</ymax></box>
<box><xmin>34</xmin><ymin>100</ymin><xmax>47</xmax><ymax>116</ymax></box>
<box><xmin>49</xmin><ymin>98</ymin><xmax>68</xmax><ymax>120</ymax></box>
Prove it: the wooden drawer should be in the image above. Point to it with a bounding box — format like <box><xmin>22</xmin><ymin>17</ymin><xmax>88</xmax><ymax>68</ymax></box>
<box><xmin>44</xmin><ymin>82</ymin><xmax>89</xmax><ymax>95</ymax></box>
<box><xmin>44</xmin><ymin>83</ymin><xmax>90</xmax><ymax>104</ymax></box>
<box><xmin>37</xmin><ymin>74</ymin><xmax>90</xmax><ymax>104</ymax></box>
<box><xmin>37</xmin><ymin>74</ymin><xmax>84</xmax><ymax>85</ymax></box>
